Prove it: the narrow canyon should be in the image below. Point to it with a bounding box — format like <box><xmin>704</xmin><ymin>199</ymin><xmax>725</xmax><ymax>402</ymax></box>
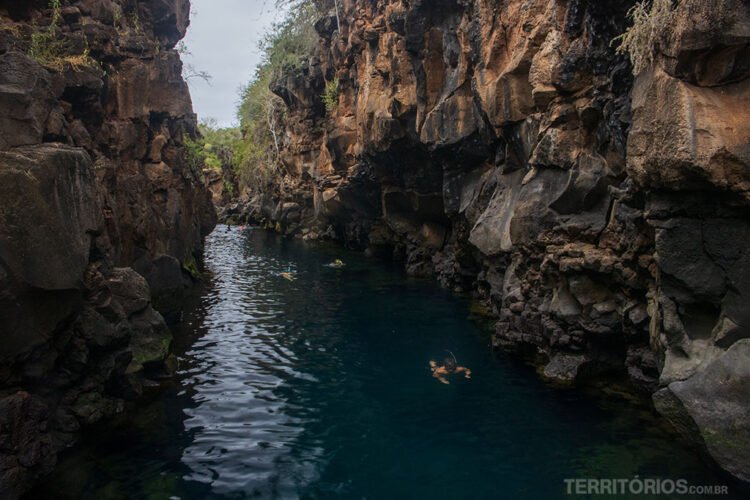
<box><xmin>1</xmin><ymin>0</ymin><xmax>749</xmax><ymax>497</ymax></box>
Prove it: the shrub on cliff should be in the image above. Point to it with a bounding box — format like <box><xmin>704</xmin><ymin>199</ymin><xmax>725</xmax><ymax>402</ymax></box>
<box><xmin>614</xmin><ymin>0</ymin><xmax>676</xmax><ymax>74</ymax></box>
<box><xmin>185</xmin><ymin>120</ymin><xmax>240</xmax><ymax>174</ymax></box>
<box><xmin>234</xmin><ymin>1</ymin><xmax>333</xmax><ymax>188</ymax></box>
<box><xmin>28</xmin><ymin>0</ymin><xmax>98</xmax><ymax>71</ymax></box>
<box><xmin>322</xmin><ymin>77</ymin><xmax>339</xmax><ymax>113</ymax></box>
<box><xmin>262</xmin><ymin>3</ymin><xmax>319</xmax><ymax>74</ymax></box>
<box><xmin>235</xmin><ymin>67</ymin><xmax>286</xmax><ymax>187</ymax></box>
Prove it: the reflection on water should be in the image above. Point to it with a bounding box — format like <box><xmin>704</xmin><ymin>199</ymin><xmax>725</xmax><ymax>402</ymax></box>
<box><xmin>32</xmin><ymin>228</ymin><xmax>745</xmax><ymax>499</ymax></box>
<box><xmin>179</xmin><ymin>230</ymin><xmax>323</xmax><ymax>497</ymax></box>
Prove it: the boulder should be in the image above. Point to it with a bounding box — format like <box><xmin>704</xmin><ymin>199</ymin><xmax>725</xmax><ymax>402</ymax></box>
<box><xmin>654</xmin><ymin>340</ymin><xmax>750</xmax><ymax>482</ymax></box>
<box><xmin>0</xmin><ymin>145</ymin><xmax>102</xmax><ymax>360</ymax></box>
<box><xmin>628</xmin><ymin>67</ymin><xmax>750</xmax><ymax>202</ymax></box>
<box><xmin>107</xmin><ymin>267</ymin><xmax>152</xmax><ymax>317</ymax></box>
<box><xmin>0</xmin><ymin>145</ymin><xmax>101</xmax><ymax>290</ymax></box>
<box><xmin>132</xmin><ymin>254</ymin><xmax>188</xmax><ymax>316</ymax></box>
<box><xmin>543</xmin><ymin>353</ymin><xmax>591</xmax><ymax>383</ymax></box>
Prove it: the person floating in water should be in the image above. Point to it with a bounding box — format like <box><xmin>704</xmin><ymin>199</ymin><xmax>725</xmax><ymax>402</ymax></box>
<box><xmin>429</xmin><ymin>352</ymin><xmax>471</xmax><ymax>384</ymax></box>
<box><xmin>325</xmin><ymin>259</ymin><xmax>345</xmax><ymax>268</ymax></box>
<box><xmin>280</xmin><ymin>265</ymin><xmax>296</xmax><ymax>281</ymax></box>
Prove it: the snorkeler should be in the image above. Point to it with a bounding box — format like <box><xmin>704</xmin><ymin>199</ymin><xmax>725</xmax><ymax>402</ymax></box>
<box><xmin>429</xmin><ymin>352</ymin><xmax>471</xmax><ymax>384</ymax></box>
<box><xmin>280</xmin><ymin>265</ymin><xmax>296</xmax><ymax>281</ymax></box>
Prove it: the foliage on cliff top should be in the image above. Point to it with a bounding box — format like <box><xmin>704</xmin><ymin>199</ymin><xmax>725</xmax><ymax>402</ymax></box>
<box><xmin>261</xmin><ymin>1</ymin><xmax>321</xmax><ymax>75</ymax></box>
<box><xmin>235</xmin><ymin>66</ymin><xmax>287</xmax><ymax>187</ymax></box>
<box><xmin>185</xmin><ymin>120</ymin><xmax>240</xmax><ymax>174</ymax></box>
<box><xmin>614</xmin><ymin>0</ymin><xmax>677</xmax><ymax>75</ymax></box>
<box><xmin>233</xmin><ymin>0</ymin><xmax>332</xmax><ymax>188</ymax></box>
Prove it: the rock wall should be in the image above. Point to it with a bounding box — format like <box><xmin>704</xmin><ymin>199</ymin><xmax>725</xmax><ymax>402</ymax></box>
<box><xmin>235</xmin><ymin>0</ymin><xmax>750</xmax><ymax>482</ymax></box>
<box><xmin>0</xmin><ymin>0</ymin><xmax>215</xmax><ymax>496</ymax></box>
<box><xmin>628</xmin><ymin>0</ymin><xmax>750</xmax><ymax>482</ymax></box>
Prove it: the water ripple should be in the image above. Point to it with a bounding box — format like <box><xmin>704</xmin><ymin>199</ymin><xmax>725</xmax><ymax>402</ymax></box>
<box><xmin>177</xmin><ymin>228</ymin><xmax>323</xmax><ymax>498</ymax></box>
<box><xmin>32</xmin><ymin>226</ymin><xmax>742</xmax><ymax>500</ymax></box>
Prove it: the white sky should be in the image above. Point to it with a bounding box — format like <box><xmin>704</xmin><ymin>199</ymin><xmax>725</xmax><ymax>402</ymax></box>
<box><xmin>183</xmin><ymin>0</ymin><xmax>288</xmax><ymax>128</ymax></box>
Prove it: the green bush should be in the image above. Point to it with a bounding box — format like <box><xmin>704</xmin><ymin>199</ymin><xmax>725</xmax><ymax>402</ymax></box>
<box><xmin>223</xmin><ymin>179</ymin><xmax>235</xmax><ymax>197</ymax></box>
<box><xmin>183</xmin><ymin>136</ymin><xmax>205</xmax><ymax>173</ymax></box>
<box><xmin>235</xmin><ymin>67</ymin><xmax>284</xmax><ymax>187</ymax></box>
<box><xmin>321</xmin><ymin>77</ymin><xmax>339</xmax><ymax>113</ymax></box>
<box><xmin>261</xmin><ymin>0</ymin><xmax>328</xmax><ymax>74</ymax></box>
<box><xmin>614</xmin><ymin>0</ymin><xmax>676</xmax><ymax>75</ymax></box>
<box><xmin>233</xmin><ymin>0</ymin><xmax>336</xmax><ymax>188</ymax></box>
<box><xmin>184</xmin><ymin>121</ymin><xmax>241</xmax><ymax>175</ymax></box>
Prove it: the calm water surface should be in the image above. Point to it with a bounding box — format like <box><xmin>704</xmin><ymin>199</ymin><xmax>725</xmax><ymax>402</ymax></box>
<box><xmin>35</xmin><ymin>228</ymin><xmax>742</xmax><ymax>499</ymax></box>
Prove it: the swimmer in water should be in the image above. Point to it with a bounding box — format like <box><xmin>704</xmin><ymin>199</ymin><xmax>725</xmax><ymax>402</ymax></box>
<box><xmin>280</xmin><ymin>265</ymin><xmax>296</xmax><ymax>281</ymax></box>
<box><xmin>429</xmin><ymin>353</ymin><xmax>471</xmax><ymax>384</ymax></box>
<box><xmin>326</xmin><ymin>259</ymin><xmax>345</xmax><ymax>268</ymax></box>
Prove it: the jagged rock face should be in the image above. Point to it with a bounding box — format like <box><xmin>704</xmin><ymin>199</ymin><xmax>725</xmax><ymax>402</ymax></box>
<box><xmin>630</xmin><ymin>0</ymin><xmax>750</xmax><ymax>482</ymax></box>
<box><xmin>0</xmin><ymin>0</ymin><xmax>214</xmax><ymax>496</ymax></box>
<box><xmin>0</xmin><ymin>0</ymin><xmax>216</xmax><ymax>303</ymax></box>
<box><xmin>0</xmin><ymin>146</ymin><xmax>102</xmax><ymax>361</ymax></box>
<box><xmin>238</xmin><ymin>0</ymin><xmax>750</xmax><ymax>481</ymax></box>
<box><xmin>0</xmin><ymin>146</ymin><xmax>173</xmax><ymax>497</ymax></box>
<box><xmin>246</xmin><ymin>0</ymin><xmax>642</xmax><ymax>379</ymax></box>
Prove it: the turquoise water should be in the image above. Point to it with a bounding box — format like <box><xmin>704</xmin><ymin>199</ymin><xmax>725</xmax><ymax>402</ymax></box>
<box><xmin>34</xmin><ymin>228</ymin><xmax>742</xmax><ymax>499</ymax></box>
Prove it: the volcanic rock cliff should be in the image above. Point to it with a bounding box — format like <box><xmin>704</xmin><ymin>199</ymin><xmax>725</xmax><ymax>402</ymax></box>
<box><xmin>230</xmin><ymin>0</ymin><xmax>750</xmax><ymax>482</ymax></box>
<box><xmin>0</xmin><ymin>0</ymin><xmax>215</xmax><ymax>496</ymax></box>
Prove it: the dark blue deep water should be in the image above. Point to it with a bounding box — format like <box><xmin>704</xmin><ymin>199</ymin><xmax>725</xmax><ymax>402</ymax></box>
<box><xmin>35</xmin><ymin>228</ymin><xmax>742</xmax><ymax>499</ymax></box>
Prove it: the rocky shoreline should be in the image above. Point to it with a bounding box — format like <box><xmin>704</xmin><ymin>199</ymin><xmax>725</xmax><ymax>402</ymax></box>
<box><xmin>223</xmin><ymin>0</ymin><xmax>750</xmax><ymax>482</ymax></box>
